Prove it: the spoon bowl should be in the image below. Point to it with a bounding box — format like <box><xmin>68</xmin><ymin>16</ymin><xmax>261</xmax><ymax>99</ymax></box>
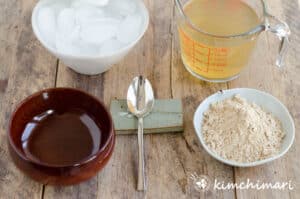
<box><xmin>127</xmin><ymin>76</ymin><xmax>154</xmax><ymax>117</ymax></box>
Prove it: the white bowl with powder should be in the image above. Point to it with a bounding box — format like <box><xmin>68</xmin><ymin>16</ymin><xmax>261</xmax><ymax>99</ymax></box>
<box><xmin>193</xmin><ymin>88</ymin><xmax>295</xmax><ymax>167</ymax></box>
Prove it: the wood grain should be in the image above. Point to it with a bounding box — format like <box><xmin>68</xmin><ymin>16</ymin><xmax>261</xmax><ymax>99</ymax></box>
<box><xmin>0</xmin><ymin>0</ymin><xmax>299</xmax><ymax>198</ymax></box>
<box><xmin>0</xmin><ymin>0</ymin><xmax>57</xmax><ymax>198</ymax></box>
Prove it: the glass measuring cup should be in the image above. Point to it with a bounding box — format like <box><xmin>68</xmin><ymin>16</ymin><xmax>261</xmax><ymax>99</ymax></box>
<box><xmin>175</xmin><ymin>0</ymin><xmax>290</xmax><ymax>82</ymax></box>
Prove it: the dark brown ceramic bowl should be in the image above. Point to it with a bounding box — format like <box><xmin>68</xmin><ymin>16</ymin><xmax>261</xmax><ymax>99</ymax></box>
<box><xmin>8</xmin><ymin>88</ymin><xmax>115</xmax><ymax>185</ymax></box>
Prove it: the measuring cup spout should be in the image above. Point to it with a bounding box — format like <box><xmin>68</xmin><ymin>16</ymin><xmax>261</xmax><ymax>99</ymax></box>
<box><xmin>265</xmin><ymin>13</ymin><xmax>291</xmax><ymax>67</ymax></box>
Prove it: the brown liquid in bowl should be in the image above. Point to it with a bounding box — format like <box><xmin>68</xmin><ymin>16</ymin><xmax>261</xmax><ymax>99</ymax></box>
<box><xmin>21</xmin><ymin>108</ymin><xmax>102</xmax><ymax>166</ymax></box>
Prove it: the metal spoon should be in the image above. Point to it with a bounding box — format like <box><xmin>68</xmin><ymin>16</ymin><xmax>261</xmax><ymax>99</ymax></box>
<box><xmin>127</xmin><ymin>76</ymin><xmax>154</xmax><ymax>191</ymax></box>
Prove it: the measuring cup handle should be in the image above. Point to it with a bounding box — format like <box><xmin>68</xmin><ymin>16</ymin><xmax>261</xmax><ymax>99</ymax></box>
<box><xmin>265</xmin><ymin>14</ymin><xmax>291</xmax><ymax>67</ymax></box>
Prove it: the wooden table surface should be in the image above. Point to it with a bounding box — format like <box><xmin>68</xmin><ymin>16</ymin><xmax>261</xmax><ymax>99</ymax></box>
<box><xmin>0</xmin><ymin>0</ymin><xmax>299</xmax><ymax>198</ymax></box>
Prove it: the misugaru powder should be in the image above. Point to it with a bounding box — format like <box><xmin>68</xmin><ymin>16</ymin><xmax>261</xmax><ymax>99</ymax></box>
<box><xmin>202</xmin><ymin>95</ymin><xmax>285</xmax><ymax>163</ymax></box>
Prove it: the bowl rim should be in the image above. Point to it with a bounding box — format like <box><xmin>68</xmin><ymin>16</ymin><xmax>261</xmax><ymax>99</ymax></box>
<box><xmin>193</xmin><ymin>88</ymin><xmax>295</xmax><ymax>167</ymax></box>
<box><xmin>8</xmin><ymin>87</ymin><xmax>115</xmax><ymax>168</ymax></box>
<box><xmin>31</xmin><ymin>0</ymin><xmax>150</xmax><ymax>59</ymax></box>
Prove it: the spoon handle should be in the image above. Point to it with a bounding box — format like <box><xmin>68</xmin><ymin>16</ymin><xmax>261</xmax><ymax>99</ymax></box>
<box><xmin>137</xmin><ymin>117</ymin><xmax>145</xmax><ymax>191</ymax></box>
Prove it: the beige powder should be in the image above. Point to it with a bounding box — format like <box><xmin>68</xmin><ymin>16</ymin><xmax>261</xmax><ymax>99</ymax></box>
<box><xmin>202</xmin><ymin>95</ymin><xmax>285</xmax><ymax>163</ymax></box>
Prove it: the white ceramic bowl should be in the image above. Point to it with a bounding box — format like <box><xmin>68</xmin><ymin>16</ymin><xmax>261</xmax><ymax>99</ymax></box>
<box><xmin>31</xmin><ymin>0</ymin><xmax>149</xmax><ymax>75</ymax></box>
<box><xmin>193</xmin><ymin>88</ymin><xmax>295</xmax><ymax>167</ymax></box>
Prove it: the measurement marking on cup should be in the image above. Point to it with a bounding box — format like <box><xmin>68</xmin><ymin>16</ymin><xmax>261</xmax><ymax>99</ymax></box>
<box><xmin>179</xmin><ymin>28</ymin><xmax>229</xmax><ymax>74</ymax></box>
<box><xmin>192</xmin><ymin>37</ymin><xmax>195</xmax><ymax>67</ymax></box>
<box><xmin>207</xmin><ymin>47</ymin><xmax>211</xmax><ymax>72</ymax></box>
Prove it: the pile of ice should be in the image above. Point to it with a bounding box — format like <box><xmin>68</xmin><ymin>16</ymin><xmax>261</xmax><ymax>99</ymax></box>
<box><xmin>37</xmin><ymin>0</ymin><xmax>145</xmax><ymax>56</ymax></box>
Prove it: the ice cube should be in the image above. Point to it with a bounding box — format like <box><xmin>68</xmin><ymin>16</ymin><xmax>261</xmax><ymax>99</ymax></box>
<box><xmin>69</xmin><ymin>24</ymin><xmax>81</xmax><ymax>42</ymax></box>
<box><xmin>108</xmin><ymin>0</ymin><xmax>137</xmax><ymax>17</ymax></box>
<box><xmin>117</xmin><ymin>14</ymin><xmax>142</xmax><ymax>44</ymax></box>
<box><xmin>51</xmin><ymin>1</ymin><xmax>69</xmax><ymax>15</ymax></box>
<box><xmin>55</xmin><ymin>13</ymin><xmax>83</xmax><ymax>55</ymax></box>
<box><xmin>57</xmin><ymin>8</ymin><xmax>76</xmax><ymax>36</ymax></box>
<box><xmin>87</xmin><ymin>0</ymin><xmax>110</xmax><ymax>6</ymax></box>
<box><xmin>100</xmin><ymin>39</ymin><xmax>123</xmax><ymax>54</ymax></box>
<box><xmin>80</xmin><ymin>18</ymin><xmax>120</xmax><ymax>45</ymax></box>
<box><xmin>72</xmin><ymin>0</ymin><xmax>109</xmax><ymax>8</ymax></box>
<box><xmin>74</xmin><ymin>5</ymin><xmax>105</xmax><ymax>24</ymax></box>
<box><xmin>37</xmin><ymin>6</ymin><xmax>57</xmax><ymax>47</ymax></box>
<box><xmin>55</xmin><ymin>24</ymin><xmax>81</xmax><ymax>54</ymax></box>
<box><xmin>71</xmin><ymin>0</ymin><xmax>83</xmax><ymax>8</ymax></box>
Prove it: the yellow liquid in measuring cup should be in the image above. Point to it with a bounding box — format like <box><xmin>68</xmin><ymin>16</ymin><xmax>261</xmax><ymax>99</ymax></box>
<box><xmin>179</xmin><ymin>0</ymin><xmax>261</xmax><ymax>80</ymax></box>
